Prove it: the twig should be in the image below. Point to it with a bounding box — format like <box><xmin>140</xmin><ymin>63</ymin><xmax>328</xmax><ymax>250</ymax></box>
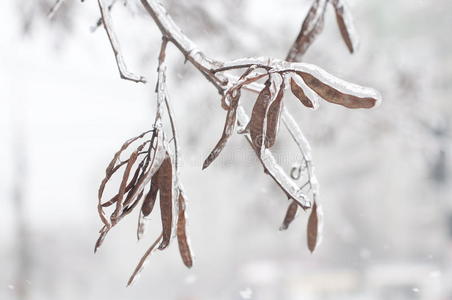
<box><xmin>228</xmin><ymin>75</ymin><xmax>318</xmax><ymax>198</ymax></box>
<box><xmin>98</xmin><ymin>0</ymin><xmax>147</xmax><ymax>83</ymax></box>
<box><xmin>91</xmin><ymin>0</ymin><xmax>118</xmax><ymax>32</ymax></box>
<box><xmin>98</xmin><ymin>0</ymin><xmax>381</xmax><ymax>211</ymax></box>
<box><xmin>127</xmin><ymin>232</ymin><xmax>163</xmax><ymax>286</ymax></box>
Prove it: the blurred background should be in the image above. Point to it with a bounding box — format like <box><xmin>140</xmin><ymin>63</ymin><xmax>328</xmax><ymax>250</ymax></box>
<box><xmin>1</xmin><ymin>0</ymin><xmax>452</xmax><ymax>299</ymax></box>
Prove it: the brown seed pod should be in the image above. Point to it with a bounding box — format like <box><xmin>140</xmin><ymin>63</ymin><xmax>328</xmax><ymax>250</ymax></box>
<box><xmin>297</xmin><ymin>71</ymin><xmax>379</xmax><ymax>109</ymax></box>
<box><xmin>176</xmin><ymin>191</ymin><xmax>193</xmax><ymax>268</ymax></box>
<box><xmin>104</xmin><ymin>131</ymin><xmax>151</xmax><ymax>179</ymax></box>
<box><xmin>202</xmin><ymin>89</ymin><xmax>241</xmax><ymax>169</ymax></box>
<box><xmin>290</xmin><ymin>76</ymin><xmax>314</xmax><ymax>108</ymax></box>
<box><xmin>110</xmin><ymin>140</ymin><xmax>149</xmax><ymax>223</ymax></box>
<box><xmin>307</xmin><ymin>201</ymin><xmax>318</xmax><ymax>252</ymax></box>
<box><xmin>156</xmin><ymin>153</ymin><xmax>173</xmax><ymax>250</ymax></box>
<box><xmin>286</xmin><ymin>0</ymin><xmax>328</xmax><ymax>62</ymax></box>
<box><xmin>97</xmin><ymin>131</ymin><xmax>152</xmax><ymax>227</ymax></box>
<box><xmin>100</xmin><ymin>144</ymin><xmax>149</xmax><ymax>209</ymax></box>
<box><xmin>137</xmin><ymin>178</ymin><xmax>159</xmax><ymax>240</ymax></box>
<box><xmin>122</xmin><ymin>131</ymin><xmax>166</xmax><ymax>209</ymax></box>
<box><xmin>266</xmin><ymin>79</ymin><xmax>285</xmax><ymax>148</ymax></box>
<box><xmin>110</xmin><ymin>149</ymin><xmax>141</xmax><ymax>225</ymax></box>
<box><xmin>123</xmin><ymin>189</ymin><xmax>144</xmax><ymax>215</ymax></box>
<box><xmin>331</xmin><ymin>0</ymin><xmax>358</xmax><ymax>53</ymax></box>
<box><xmin>280</xmin><ymin>200</ymin><xmax>299</xmax><ymax>230</ymax></box>
<box><xmin>249</xmin><ymin>79</ymin><xmax>272</xmax><ymax>150</ymax></box>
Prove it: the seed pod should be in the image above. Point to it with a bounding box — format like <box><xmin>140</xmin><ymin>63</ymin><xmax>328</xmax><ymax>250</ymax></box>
<box><xmin>110</xmin><ymin>149</ymin><xmax>140</xmax><ymax>225</ymax></box>
<box><xmin>286</xmin><ymin>0</ymin><xmax>328</xmax><ymax>62</ymax></box>
<box><xmin>203</xmin><ymin>89</ymin><xmax>241</xmax><ymax>169</ymax></box>
<box><xmin>137</xmin><ymin>179</ymin><xmax>159</xmax><ymax>240</ymax></box>
<box><xmin>266</xmin><ymin>79</ymin><xmax>285</xmax><ymax>148</ymax></box>
<box><xmin>101</xmin><ymin>131</ymin><xmax>151</xmax><ymax>192</ymax></box>
<box><xmin>122</xmin><ymin>189</ymin><xmax>144</xmax><ymax>215</ymax></box>
<box><xmin>122</xmin><ymin>131</ymin><xmax>166</xmax><ymax>209</ymax></box>
<box><xmin>280</xmin><ymin>200</ymin><xmax>299</xmax><ymax>230</ymax></box>
<box><xmin>296</xmin><ymin>69</ymin><xmax>380</xmax><ymax>109</ymax></box>
<box><xmin>176</xmin><ymin>192</ymin><xmax>193</xmax><ymax>268</ymax></box>
<box><xmin>156</xmin><ymin>154</ymin><xmax>173</xmax><ymax>250</ymax></box>
<box><xmin>101</xmin><ymin>163</ymin><xmax>144</xmax><ymax>208</ymax></box>
<box><xmin>331</xmin><ymin>0</ymin><xmax>358</xmax><ymax>53</ymax></box>
<box><xmin>97</xmin><ymin>131</ymin><xmax>151</xmax><ymax>227</ymax></box>
<box><xmin>249</xmin><ymin>79</ymin><xmax>272</xmax><ymax>150</ymax></box>
<box><xmin>307</xmin><ymin>201</ymin><xmax>318</xmax><ymax>252</ymax></box>
<box><xmin>290</xmin><ymin>76</ymin><xmax>314</xmax><ymax>108</ymax></box>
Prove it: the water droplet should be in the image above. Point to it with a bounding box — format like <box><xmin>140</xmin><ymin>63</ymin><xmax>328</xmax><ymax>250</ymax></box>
<box><xmin>412</xmin><ymin>287</ymin><xmax>420</xmax><ymax>293</ymax></box>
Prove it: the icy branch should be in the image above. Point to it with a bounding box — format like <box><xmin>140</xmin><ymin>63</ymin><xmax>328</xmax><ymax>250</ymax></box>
<box><xmin>98</xmin><ymin>0</ymin><xmax>147</xmax><ymax>83</ymax></box>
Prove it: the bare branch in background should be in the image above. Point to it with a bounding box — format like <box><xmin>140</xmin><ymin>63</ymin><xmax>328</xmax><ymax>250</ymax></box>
<box><xmin>93</xmin><ymin>0</ymin><xmax>382</xmax><ymax>284</ymax></box>
<box><xmin>47</xmin><ymin>0</ymin><xmax>64</xmax><ymax>19</ymax></box>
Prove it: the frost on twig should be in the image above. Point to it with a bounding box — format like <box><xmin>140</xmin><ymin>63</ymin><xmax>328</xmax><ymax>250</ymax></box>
<box><xmin>97</xmin><ymin>0</ymin><xmax>146</xmax><ymax>83</ymax></box>
<box><xmin>95</xmin><ymin>37</ymin><xmax>193</xmax><ymax>282</ymax></box>
<box><xmin>94</xmin><ymin>0</ymin><xmax>382</xmax><ymax>284</ymax></box>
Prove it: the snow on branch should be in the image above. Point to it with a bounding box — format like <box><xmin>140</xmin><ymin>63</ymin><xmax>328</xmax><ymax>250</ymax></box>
<box><xmin>93</xmin><ymin>0</ymin><xmax>382</xmax><ymax>284</ymax></box>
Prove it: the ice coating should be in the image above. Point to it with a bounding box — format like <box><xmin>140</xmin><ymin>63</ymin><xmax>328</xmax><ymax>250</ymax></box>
<box><xmin>293</xmin><ymin>62</ymin><xmax>382</xmax><ymax>108</ymax></box>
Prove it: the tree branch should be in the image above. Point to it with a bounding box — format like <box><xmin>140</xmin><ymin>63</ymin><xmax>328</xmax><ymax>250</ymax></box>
<box><xmin>98</xmin><ymin>0</ymin><xmax>147</xmax><ymax>83</ymax></box>
<box><xmin>48</xmin><ymin>0</ymin><xmax>64</xmax><ymax>19</ymax></box>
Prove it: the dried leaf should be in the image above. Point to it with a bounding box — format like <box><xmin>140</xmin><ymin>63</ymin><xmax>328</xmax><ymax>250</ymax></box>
<box><xmin>266</xmin><ymin>79</ymin><xmax>285</xmax><ymax>148</ymax></box>
<box><xmin>286</xmin><ymin>0</ymin><xmax>328</xmax><ymax>62</ymax></box>
<box><xmin>280</xmin><ymin>200</ymin><xmax>299</xmax><ymax>230</ymax></box>
<box><xmin>249</xmin><ymin>79</ymin><xmax>272</xmax><ymax>150</ymax></box>
<box><xmin>127</xmin><ymin>233</ymin><xmax>163</xmax><ymax>287</ymax></box>
<box><xmin>202</xmin><ymin>89</ymin><xmax>241</xmax><ymax>169</ymax></box>
<box><xmin>307</xmin><ymin>201</ymin><xmax>318</xmax><ymax>252</ymax></box>
<box><xmin>137</xmin><ymin>179</ymin><xmax>159</xmax><ymax>240</ymax></box>
<box><xmin>156</xmin><ymin>154</ymin><xmax>173</xmax><ymax>250</ymax></box>
<box><xmin>296</xmin><ymin>70</ymin><xmax>380</xmax><ymax>109</ymax></box>
<box><xmin>290</xmin><ymin>76</ymin><xmax>314</xmax><ymax>108</ymax></box>
<box><xmin>331</xmin><ymin>0</ymin><xmax>358</xmax><ymax>53</ymax></box>
<box><xmin>176</xmin><ymin>192</ymin><xmax>193</xmax><ymax>268</ymax></box>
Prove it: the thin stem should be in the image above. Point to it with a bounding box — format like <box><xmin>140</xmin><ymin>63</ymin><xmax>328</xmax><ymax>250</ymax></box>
<box><xmin>98</xmin><ymin>0</ymin><xmax>147</xmax><ymax>83</ymax></box>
